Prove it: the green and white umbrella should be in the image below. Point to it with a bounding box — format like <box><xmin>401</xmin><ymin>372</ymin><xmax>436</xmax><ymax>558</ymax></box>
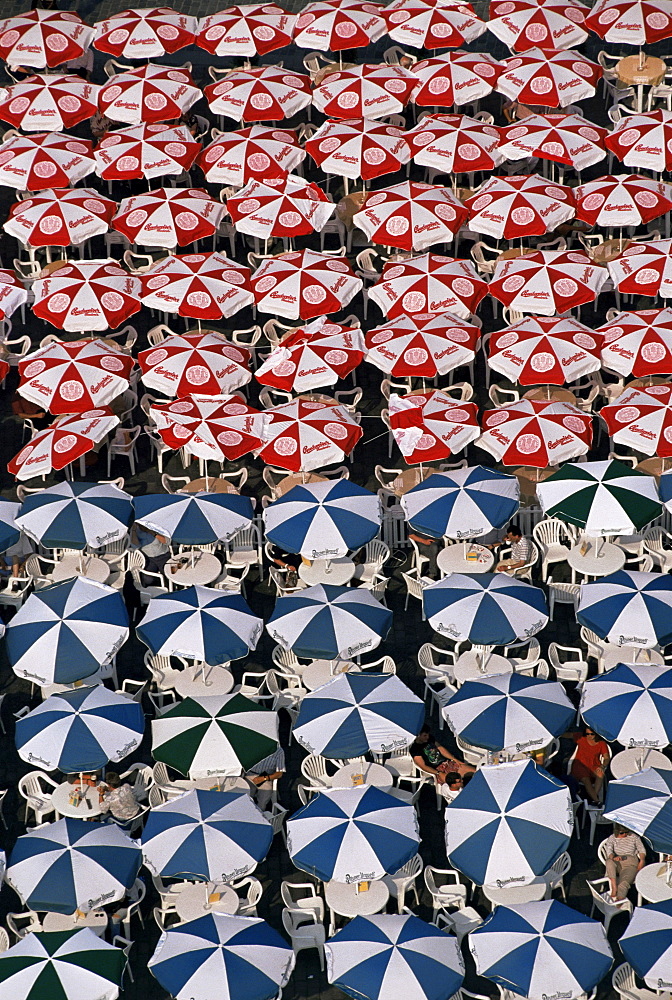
<box><xmin>536</xmin><ymin>459</ymin><xmax>662</xmax><ymax>536</ymax></box>
<box><xmin>152</xmin><ymin>693</ymin><xmax>279</xmax><ymax>779</ymax></box>
<box><xmin>0</xmin><ymin>928</ymin><xmax>124</xmax><ymax>1000</ymax></box>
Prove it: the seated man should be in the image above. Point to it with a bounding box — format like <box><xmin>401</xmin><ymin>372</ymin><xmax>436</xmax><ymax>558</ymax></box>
<box><xmin>246</xmin><ymin>748</ymin><xmax>285</xmax><ymax>811</ymax></box>
<box><xmin>603</xmin><ymin>824</ymin><xmax>646</xmax><ymax>900</ymax></box>
<box><xmin>496</xmin><ymin>523</ymin><xmax>533</xmax><ymax>575</ymax></box>
<box><xmin>100</xmin><ymin>772</ymin><xmax>141</xmax><ymax>828</ymax></box>
<box><xmin>436</xmin><ymin>772</ymin><xmax>463</xmax><ymax>803</ymax></box>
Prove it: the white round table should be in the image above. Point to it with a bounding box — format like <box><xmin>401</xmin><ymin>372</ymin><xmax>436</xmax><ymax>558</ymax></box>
<box><xmin>302</xmin><ymin>659</ymin><xmax>358</xmax><ymax>691</ymax></box>
<box><xmin>51</xmin><ymin>554</ymin><xmax>110</xmax><ymax>584</ymax></box>
<box><xmin>601</xmin><ymin>647</ymin><xmax>664</xmax><ymax>672</ymax></box>
<box><xmin>325</xmin><ymin>879</ymin><xmax>389</xmax><ymax>918</ymax></box>
<box><xmin>438</xmin><ymin>543</ymin><xmax>494</xmax><ymax>576</ymax></box>
<box><xmin>453</xmin><ymin>651</ymin><xmax>513</xmax><ymax>685</ymax></box>
<box><xmin>166</xmin><ymin>552</ymin><xmax>222</xmax><ymax>587</ymax></box>
<box><xmin>636</xmin><ymin>863</ymin><xmax>672</xmax><ymax>904</ymax></box>
<box><xmin>567</xmin><ymin>541</ymin><xmax>626</xmax><ymax>580</ymax></box>
<box><xmin>169</xmin><ymin>882</ymin><xmax>240</xmax><ymax>922</ymax></box>
<box><xmin>482</xmin><ymin>877</ymin><xmax>547</xmax><ymax>907</ymax></box>
<box><xmin>299</xmin><ymin>558</ymin><xmax>356</xmax><ymax>586</ymax></box>
<box><xmin>172</xmin><ymin>665</ymin><xmax>234</xmax><ymax>699</ymax></box>
<box><xmin>51</xmin><ymin>782</ymin><xmax>104</xmax><ymax>819</ymax></box>
<box><xmin>331</xmin><ymin>762</ymin><xmax>394</xmax><ymax>789</ymax></box>
<box><xmin>42</xmin><ymin>909</ymin><xmax>108</xmax><ymax>936</ymax></box>
<box><xmin>610</xmin><ymin>747</ymin><xmax>672</xmax><ymax>779</ymax></box>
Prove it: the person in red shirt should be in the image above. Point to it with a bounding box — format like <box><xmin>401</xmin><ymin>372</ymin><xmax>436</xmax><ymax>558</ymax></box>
<box><xmin>570</xmin><ymin>727</ymin><xmax>611</xmax><ymax>804</ymax></box>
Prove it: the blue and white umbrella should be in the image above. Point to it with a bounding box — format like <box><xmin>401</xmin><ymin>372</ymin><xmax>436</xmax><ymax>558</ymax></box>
<box><xmin>443</xmin><ymin>673</ymin><xmax>575</xmax><ymax>754</ymax></box>
<box><xmin>621</xmin><ymin>900</ymin><xmax>672</xmax><ymax>992</ymax></box>
<box><xmin>6</xmin><ymin>818</ymin><xmax>141</xmax><ymax>914</ymax></box>
<box><xmin>141</xmin><ymin>790</ymin><xmax>273</xmax><ymax>883</ymax></box>
<box><xmin>445</xmin><ymin>759</ymin><xmax>572</xmax><ymax>886</ymax></box>
<box><xmin>149</xmin><ymin>914</ymin><xmax>295</xmax><ymax>1000</ymax></box>
<box><xmin>134</xmin><ymin>492</ymin><xmax>253</xmax><ymax>545</ymax></box>
<box><xmin>263</xmin><ymin>479</ymin><xmax>381</xmax><ymax>559</ymax></box>
<box><xmin>267</xmin><ymin>584</ymin><xmax>393</xmax><ymax>660</ymax></box>
<box><xmin>469</xmin><ymin>900</ymin><xmax>613</xmax><ymax>1000</ymax></box>
<box><xmin>401</xmin><ymin>466</ymin><xmax>520</xmax><ymax>540</ymax></box>
<box><xmin>577</xmin><ymin>570</ymin><xmax>672</xmax><ymax>649</ymax></box>
<box><xmin>423</xmin><ymin>573</ymin><xmax>548</xmax><ymax>645</ymax></box>
<box><xmin>15</xmin><ymin>686</ymin><xmax>144</xmax><ymax>773</ymax></box>
<box><xmin>16</xmin><ymin>482</ymin><xmax>133</xmax><ymax>550</ymax></box>
<box><xmin>325</xmin><ymin>914</ymin><xmax>464</xmax><ymax>1000</ymax></box>
<box><xmin>6</xmin><ymin>578</ymin><xmax>129</xmax><ymax>686</ymax></box>
<box><xmin>0</xmin><ymin>499</ymin><xmax>20</xmax><ymax>553</ymax></box>
<box><xmin>581</xmin><ymin>664</ymin><xmax>672</xmax><ymax>747</ymax></box>
<box><xmin>604</xmin><ymin>767</ymin><xmax>672</xmax><ymax>853</ymax></box>
<box><xmin>293</xmin><ymin>673</ymin><xmax>425</xmax><ymax>759</ymax></box>
<box><xmin>137</xmin><ymin>586</ymin><xmax>263</xmax><ymax>665</ymax></box>
<box><xmin>287</xmin><ymin>785</ymin><xmax>419</xmax><ymax>883</ymax></box>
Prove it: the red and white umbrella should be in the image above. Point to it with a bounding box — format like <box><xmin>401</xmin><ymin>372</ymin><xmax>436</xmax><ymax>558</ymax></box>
<box><xmin>496</xmin><ymin>47</ymin><xmax>602</xmax><ymax>107</ymax></box>
<box><xmin>312</xmin><ymin>64</ymin><xmax>416</xmax><ymax>121</ymax></box>
<box><xmin>93</xmin><ymin>7</ymin><xmax>197</xmax><ymax>58</ymax></box>
<box><xmin>0</xmin><ymin>270</ymin><xmax>28</xmax><ymax>320</ymax></box>
<box><xmin>498</xmin><ymin>113</ymin><xmax>607</xmax><ymax>170</ymax></box>
<box><xmin>255</xmin><ymin>316</ymin><xmax>365</xmax><ymax>392</ymax></box>
<box><xmin>0</xmin><ymin>74</ymin><xmax>99</xmax><ymax>132</ymax></box>
<box><xmin>465</xmin><ymin>175</ymin><xmax>576</xmax><ymax>240</ymax></box>
<box><xmin>9</xmin><ymin>409</ymin><xmax>119</xmax><ymax>481</ymax></box>
<box><xmin>18</xmin><ymin>339</ymin><xmax>134</xmax><ymax>413</ymax></box>
<box><xmin>204</xmin><ymin>65</ymin><xmax>311</xmax><ymax>122</ymax></box>
<box><xmin>605</xmin><ymin>110</ymin><xmax>672</xmax><ymax>174</ymax></box>
<box><xmin>383</xmin><ymin>0</ymin><xmax>487</xmax><ymax>49</ymax></box>
<box><xmin>304</xmin><ymin>118</ymin><xmax>411</xmax><ymax>181</ymax></box>
<box><xmin>140</xmin><ymin>252</ymin><xmax>253</xmax><ymax>321</ymax></box>
<box><xmin>0</xmin><ymin>10</ymin><xmax>93</xmax><ymax>68</ymax></box>
<box><xmin>365</xmin><ymin>311</ymin><xmax>480</xmax><ymax>376</ymax></box>
<box><xmin>258</xmin><ymin>397</ymin><xmax>363</xmax><ymax>472</ymax></box>
<box><xmin>94</xmin><ymin>123</ymin><xmax>200</xmax><ymax>181</ymax></box>
<box><xmin>368</xmin><ymin>253</ymin><xmax>488</xmax><ymax>319</ymax></box>
<box><xmin>478</xmin><ymin>398</ymin><xmax>592</xmax><ymax>467</ymax></box>
<box><xmin>99</xmin><ymin>64</ymin><xmax>199</xmax><ymax>126</ymax></box>
<box><xmin>488</xmin><ymin>315</ymin><xmax>601</xmax><ymax>385</ymax></box>
<box><xmin>0</xmin><ymin>133</ymin><xmax>93</xmax><ymax>191</ymax></box>
<box><xmin>112</xmin><ymin>188</ymin><xmax>225</xmax><ymax>249</ymax></box>
<box><xmin>251</xmin><ymin>249</ymin><xmax>362</xmax><ymax>320</ymax></box>
<box><xmin>411</xmin><ymin>50</ymin><xmax>502</xmax><ymax>107</ymax></box>
<box><xmin>490</xmin><ymin>249</ymin><xmax>608</xmax><ymax>315</ymax></box>
<box><xmin>197</xmin><ymin>4</ymin><xmax>295</xmax><ymax>57</ymax></box>
<box><xmin>353</xmin><ymin>181</ymin><xmax>469</xmax><ymax>252</ymax></box>
<box><xmin>598</xmin><ymin>307</ymin><xmax>672</xmax><ymax>377</ymax></box>
<box><xmin>293</xmin><ymin>0</ymin><xmax>386</xmax><ymax>50</ymax></box>
<box><xmin>585</xmin><ymin>0</ymin><xmax>672</xmax><ymax>43</ymax></box>
<box><xmin>227</xmin><ymin>174</ymin><xmax>334</xmax><ymax>240</ymax></box>
<box><xmin>198</xmin><ymin>126</ymin><xmax>304</xmax><ymax>186</ymax></box>
<box><xmin>31</xmin><ymin>260</ymin><xmax>141</xmax><ymax>334</ymax></box>
<box><xmin>574</xmin><ymin>174</ymin><xmax>672</xmax><ymax>228</ymax></box>
<box><xmin>150</xmin><ymin>394</ymin><xmax>268</xmax><ymax>461</ymax></box>
<box><xmin>407</xmin><ymin>113</ymin><xmax>504</xmax><ymax>174</ymax></box>
<box><xmin>600</xmin><ymin>384</ymin><xmax>672</xmax><ymax>456</ymax></box>
<box><xmin>4</xmin><ymin>188</ymin><xmax>116</xmax><ymax>248</ymax></box>
<box><xmin>138</xmin><ymin>330</ymin><xmax>252</xmax><ymax>397</ymax></box>
<box><xmin>389</xmin><ymin>390</ymin><xmax>480</xmax><ymax>462</ymax></box>
<box><xmin>488</xmin><ymin>0</ymin><xmax>589</xmax><ymax>52</ymax></box>
<box><xmin>607</xmin><ymin>240</ymin><xmax>672</xmax><ymax>299</ymax></box>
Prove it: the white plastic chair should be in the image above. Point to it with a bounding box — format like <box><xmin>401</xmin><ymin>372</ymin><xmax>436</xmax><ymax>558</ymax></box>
<box><xmin>382</xmin><ymin>854</ymin><xmax>423</xmax><ymax>914</ymax></box>
<box><xmin>281</xmin><ymin>909</ymin><xmax>325</xmax><ymax>970</ymax></box>
<box><xmin>424</xmin><ymin>866</ymin><xmax>467</xmax><ymax>919</ymax></box>
<box><xmin>19</xmin><ymin>771</ymin><xmax>58</xmax><ymax>825</ymax></box>
<box><xmin>587</xmin><ymin>877</ymin><xmax>633</xmax><ymax>933</ymax></box>
<box><xmin>543</xmin><ymin>851</ymin><xmax>571</xmax><ymax>900</ymax></box>
<box><xmin>107</xmin><ymin>425</ymin><xmax>141</xmax><ymax>477</ymax></box>
<box><xmin>352</xmin><ymin>540</ymin><xmax>390</xmax><ymax>585</ymax></box>
<box><xmin>280</xmin><ymin>879</ymin><xmax>324</xmax><ymax>922</ymax></box>
<box><xmin>643</xmin><ymin>526</ymin><xmax>672</xmax><ymax>572</ymax></box>
<box><xmin>547</xmin><ymin>576</ymin><xmax>580</xmax><ymax>619</ymax></box>
<box><xmin>434</xmin><ymin>908</ymin><xmax>483</xmax><ymax>947</ymax></box>
<box><xmin>612</xmin><ymin>963</ymin><xmax>661</xmax><ymax>1000</ymax></box>
<box><xmin>548</xmin><ymin>642</ymin><xmax>589</xmax><ymax>686</ymax></box>
<box><xmin>533</xmin><ymin>518</ymin><xmax>575</xmax><ymax>579</ymax></box>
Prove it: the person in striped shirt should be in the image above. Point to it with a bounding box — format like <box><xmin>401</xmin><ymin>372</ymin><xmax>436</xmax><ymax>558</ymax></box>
<box><xmin>603</xmin><ymin>824</ymin><xmax>646</xmax><ymax>900</ymax></box>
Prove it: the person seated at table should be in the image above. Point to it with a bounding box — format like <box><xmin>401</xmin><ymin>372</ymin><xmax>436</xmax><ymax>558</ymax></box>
<box><xmin>495</xmin><ymin>523</ymin><xmax>532</xmax><ymax>574</ymax></box>
<box><xmin>132</xmin><ymin>524</ymin><xmax>171</xmax><ymax>576</ymax></box>
<box><xmin>408</xmin><ymin>531</ymin><xmax>441</xmax><ymax>580</ymax></box>
<box><xmin>436</xmin><ymin>772</ymin><xmax>463</xmax><ymax>803</ymax></box>
<box><xmin>410</xmin><ymin>726</ymin><xmax>475</xmax><ymax>781</ymax></box>
<box><xmin>0</xmin><ymin>533</ymin><xmax>34</xmax><ymax>584</ymax></box>
<box><xmin>567</xmin><ymin>727</ymin><xmax>611</xmax><ymax>805</ymax></box>
<box><xmin>603</xmin><ymin>824</ymin><xmax>647</xmax><ymax>901</ymax></box>
<box><xmin>99</xmin><ymin>772</ymin><xmax>141</xmax><ymax>829</ymax></box>
<box><xmin>246</xmin><ymin>748</ymin><xmax>285</xmax><ymax>811</ymax></box>
<box><xmin>270</xmin><ymin>546</ymin><xmax>301</xmax><ymax>588</ymax></box>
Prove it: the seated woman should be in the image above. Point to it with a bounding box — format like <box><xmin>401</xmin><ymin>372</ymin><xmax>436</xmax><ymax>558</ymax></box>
<box><xmin>569</xmin><ymin>727</ymin><xmax>611</xmax><ymax>804</ymax></box>
<box><xmin>410</xmin><ymin>726</ymin><xmax>475</xmax><ymax>781</ymax></box>
<box><xmin>604</xmin><ymin>824</ymin><xmax>646</xmax><ymax>901</ymax></box>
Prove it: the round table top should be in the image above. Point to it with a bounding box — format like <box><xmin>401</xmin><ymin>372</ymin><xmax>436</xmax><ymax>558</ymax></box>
<box><xmin>180</xmin><ymin>478</ymin><xmax>239</xmax><ymax>494</ymax></box>
<box><xmin>567</xmin><ymin>541</ymin><xmax>626</xmax><ymax>577</ymax></box>
<box><xmin>482</xmin><ymin>876</ymin><xmax>547</xmax><ymax>906</ymax></box>
<box><xmin>331</xmin><ymin>762</ymin><xmax>394</xmax><ymax>789</ymax></box>
<box><xmin>302</xmin><ymin>659</ymin><xmax>358</xmax><ymax>691</ymax></box>
<box><xmin>42</xmin><ymin>909</ymin><xmax>108</xmax><ymax>934</ymax></box>
<box><xmin>51</xmin><ymin>782</ymin><xmax>104</xmax><ymax>819</ymax></box>
<box><xmin>496</xmin><ymin>247</ymin><xmax>537</xmax><ymax>263</ymax></box>
<box><xmin>616</xmin><ymin>54</ymin><xmax>666</xmax><ymax>86</ymax></box>
<box><xmin>636</xmin><ymin>863</ymin><xmax>672</xmax><ymax>904</ymax></box>
<box><xmin>453</xmin><ymin>651</ymin><xmax>513</xmax><ymax>684</ymax></box>
<box><xmin>601</xmin><ymin>646</ymin><xmax>664</xmax><ymax>671</ymax></box>
<box><xmin>637</xmin><ymin>457</ymin><xmax>672</xmax><ymax>478</ymax></box>
<box><xmin>298</xmin><ymin>557</ymin><xmax>356</xmax><ymax>587</ymax></box>
<box><xmin>172</xmin><ymin>665</ymin><xmax>234</xmax><ymax>699</ymax></box>
<box><xmin>630</xmin><ymin>376</ymin><xmax>671</xmax><ymax>389</ymax></box>
<box><xmin>437</xmin><ymin>542</ymin><xmax>494</xmax><ymax>575</ymax></box>
<box><xmin>166</xmin><ymin>551</ymin><xmax>221</xmax><ymax>587</ymax></box>
<box><xmin>51</xmin><ymin>554</ymin><xmax>110</xmax><ymax>584</ymax></box>
<box><xmin>590</xmin><ymin>239</ymin><xmax>632</xmax><ymax>265</ymax></box>
<box><xmin>275</xmin><ymin>473</ymin><xmax>327</xmax><ymax>497</ymax></box>
<box><xmin>522</xmin><ymin>386</ymin><xmax>578</xmax><ymax>404</ymax></box>
<box><xmin>169</xmin><ymin>882</ymin><xmax>240</xmax><ymax>922</ymax></box>
<box><xmin>314</xmin><ymin>61</ymin><xmax>355</xmax><ymax>85</ymax></box>
<box><xmin>325</xmin><ymin>879</ymin><xmax>390</xmax><ymax>917</ymax></box>
<box><xmin>610</xmin><ymin>747</ymin><xmax>672</xmax><ymax>780</ymax></box>
<box><xmin>390</xmin><ymin>467</ymin><xmax>438</xmax><ymax>497</ymax></box>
